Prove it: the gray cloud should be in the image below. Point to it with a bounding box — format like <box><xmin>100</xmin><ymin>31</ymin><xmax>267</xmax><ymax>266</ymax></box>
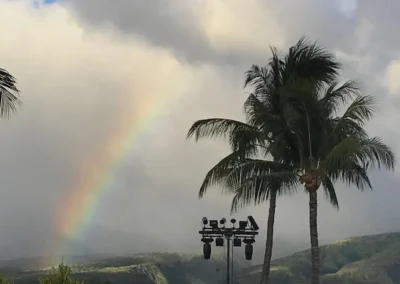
<box><xmin>59</xmin><ymin>0</ymin><xmax>281</xmax><ymax>67</ymax></box>
<box><xmin>60</xmin><ymin>0</ymin><xmax>361</xmax><ymax>65</ymax></box>
<box><xmin>0</xmin><ymin>0</ymin><xmax>399</xmax><ymax>264</ymax></box>
<box><xmin>60</xmin><ymin>0</ymin><xmax>212</xmax><ymax>63</ymax></box>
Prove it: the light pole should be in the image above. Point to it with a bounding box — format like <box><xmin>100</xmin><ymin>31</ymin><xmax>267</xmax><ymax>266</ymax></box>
<box><xmin>199</xmin><ymin>216</ymin><xmax>259</xmax><ymax>284</ymax></box>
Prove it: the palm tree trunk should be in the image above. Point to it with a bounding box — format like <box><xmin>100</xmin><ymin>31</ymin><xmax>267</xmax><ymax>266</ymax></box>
<box><xmin>309</xmin><ymin>190</ymin><xmax>319</xmax><ymax>284</ymax></box>
<box><xmin>259</xmin><ymin>189</ymin><xmax>277</xmax><ymax>284</ymax></box>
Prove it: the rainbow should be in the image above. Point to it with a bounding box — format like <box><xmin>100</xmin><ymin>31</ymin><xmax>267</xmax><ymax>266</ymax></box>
<box><xmin>49</xmin><ymin>96</ymin><xmax>165</xmax><ymax>264</ymax></box>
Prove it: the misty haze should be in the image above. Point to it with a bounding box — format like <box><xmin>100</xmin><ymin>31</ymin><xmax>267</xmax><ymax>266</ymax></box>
<box><xmin>1</xmin><ymin>1</ymin><xmax>400</xmax><ymax>284</ymax></box>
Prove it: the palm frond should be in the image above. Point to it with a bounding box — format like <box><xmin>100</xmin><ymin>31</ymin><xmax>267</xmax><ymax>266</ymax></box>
<box><xmin>283</xmin><ymin>36</ymin><xmax>341</xmax><ymax>85</ymax></box>
<box><xmin>322</xmin><ymin>137</ymin><xmax>361</xmax><ymax>174</ymax></box>
<box><xmin>197</xmin><ymin>147</ymin><xmax>257</xmax><ymax>198</ymax></box>
<box><xmin>323</xmin><ymin>136</ymin><xmax>394</xmax><ymax>173</ymax></box>
<box><xmin>0</xmin><ymin>68</ymin><xmax>22</xmax><ymax>118</ymax></box>
<box><xmin>187</xmin><ymin>118</ymin><xmax>266</xmax><ymax>150</ymax></box>
<box><xmin>230</xmin><ymin>176</ymin><xmax>273</xmax><ymax>213</ymax></box>
<box><xmin>244</xmin><ymin>65</ymin><xmax>272</xmax><ymax>95</ymax></box>
<box><xmin>244</xmin><ymin>94</ymin><xmax>281</xmax><ymax>129</ymax></box>
<box><xmin>268</xmin><ymin>46</ymin><xmax>284</xmax><ymax>90</ymax></box>
<box><xmin>0</xmin><ymin>69</ymin><xmax>19</xmax><ymax>92</ymax></box>
<box><xmin>333</xmin><ymin>95</ymin><xmax>375</xmax><ymax>129</ymax></box>
<box><xmin>321</xmin><ymin>176</ymin><xmax>339</xmax><ymax>209</ymax></box>
<box><xmin>317</xmin><ymin>116</ymin><xmax>367</xmax><ymax>160</ymax></box>
<box><xmin>224</xmin><ymin>160</ymin><xmax>298</xmax><ymax>196</ymax></box>
<box><xmin>322</xmin><ymin>136</ymin><xmax>392</xmax><ymax>191</ymax></box>
<box><xmin>224</xmin><ymin>158</ymin><xmax>294</xmax><ymax>184</ymax></box>
<box><xmin>229</xmin><ymin>171</ymin><xmax>299</xmax><ymax>212</ymax></box>
<box><xmin>263</xmin><ymin>132</ymin><xmax>304</xmax><ymax>167</ymax></box>
<box><xmin>339</xmin><ymin>162</ymin><xmax>372</xmax><ymax>191</ymax></box>
<box><xmin>319</xmin><ymin>80</ymin><xmax>361</xmax><ymax>115</ymax></box>
<box><xmin>357</xmin><ymin>137</ymin><xmax>395</xmax><ymax>171</ymax></box>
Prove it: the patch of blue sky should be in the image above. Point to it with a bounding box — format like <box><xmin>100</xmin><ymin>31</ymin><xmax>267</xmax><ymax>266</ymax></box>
<box><xmin>32</xmin><ymin>0</ymin><xmax>56</xmax><ymax>6</ymax></box>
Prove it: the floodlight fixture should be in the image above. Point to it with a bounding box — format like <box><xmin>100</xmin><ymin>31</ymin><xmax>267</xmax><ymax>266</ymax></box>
<box><xmin>248</xmin><ymin>215</ymin><xmax>259</xmax><ymax>231</ymax></box>
<box><xmin>216</xmin><ymin>237</ymin><xmax>224</xmax><ymax>247</ymax></box>
<box><xmin>239</xmin><ymin>221</ymin><xmax>248</xmax><ymax>230</ymax></box>
<box><xmin>209</xmin><ymin>220</ymin><xmax>219</xmax><ymax>229</ymax></box>
<box><xmin>245</xmin><ymin>243</ymin><xmax>253</xmax><ymax>260</ymax></box>
<box><xmin>203</xmin><ymin>243</ymin><xmax>211</xmax><ymax>259</ymax></box>
<box><xmin>199</xmin><ymin>216</ymin><xmax>259</xmax><ymax>282</ymax></box>
<box><xmin>243</xmin><ymin>238</ymin><xmax>255</xmax><ymax>244</ymax></box>
<box><xmin>233</xmin><ymin>238</ymin><xmax>242</xmax><ymax>247</ymax></box>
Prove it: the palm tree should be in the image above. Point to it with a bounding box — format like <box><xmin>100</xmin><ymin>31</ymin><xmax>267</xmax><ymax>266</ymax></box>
<box><xmin>187</xmin><ymin>107</ymin><xmax>297</xmax><ymax>284</ymax></box>
<box><xmin>0</xmin><ymin>68</ymin><xmax>21</xmax><ymax>118</ymax></box>
<box><xmin>187</xmin><ymin>38</ymin><xmax>343</xmax><ymax>284</ymax></box>
<box><xmin>268</xmin><ymin>74</ymin><xmax>395</xmax><ymax>283</ymax></box>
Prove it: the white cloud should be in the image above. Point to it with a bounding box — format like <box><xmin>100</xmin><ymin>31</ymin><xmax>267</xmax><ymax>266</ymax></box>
<box><xmin>383</xmin><ymin>59</ymin><xmax>400</xmax><ymax>95</ymax></box>
<box><xmin>196</xmin><ymin>0</ymin><xmax>285</xmax><ymax>54</ymax></box>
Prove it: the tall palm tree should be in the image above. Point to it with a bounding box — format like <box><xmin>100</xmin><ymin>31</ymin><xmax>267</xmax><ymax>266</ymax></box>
<box><xmin>187</xmin><ymin>105</ymin><xmax>296</xmax><ymax>284</ymax></box>
<box><xmin>221</xmin><ymin>78</ymin><xmax>394</xmax><ymax>284</ymax></box>
<box><xmin>269</xmin><ymin>76</ymin><xmax>395</xmax><ymax>284</ymax></box>
<box><xmin>187</xmin><ymin>38</ymin><xmax>343</xmax><ymax>284</ymax></box>
<box><xmin>0</xmin><ymin>68</ymin><xmax>21</xmax><ymax>118</ymax></box>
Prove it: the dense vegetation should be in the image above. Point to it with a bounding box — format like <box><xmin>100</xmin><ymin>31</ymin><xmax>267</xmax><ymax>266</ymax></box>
<box><xmin>5</xmin><ymin>253</ymin><xmax>244</xmax><ymax>284</ymax></box>
<box><xmin>1</xmin><ymin>232</ymin><xmax>400</xmax><ymax>284</ymax></box>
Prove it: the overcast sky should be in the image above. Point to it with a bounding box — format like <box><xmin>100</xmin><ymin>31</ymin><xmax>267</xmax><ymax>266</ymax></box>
<box><xmin>1</xmin><ymin>0</ymin><xmax>400</xmax><ymax>262</ymax></box>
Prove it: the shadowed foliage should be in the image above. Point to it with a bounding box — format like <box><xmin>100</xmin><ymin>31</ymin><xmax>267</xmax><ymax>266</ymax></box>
<box><xmin>39</xmin><ymin>264</ymin><xmax>85</xmax><ymax>284</ymax></box>
<box><xmin>0</xmin><ymin>274</ymin><xmax>12</xmax><ymax>284</ymax></box>
<box><xmin>274</xmin><ymin>71</ymin><xmax>394</xmax><ymax>284</ymax></box>
<box><xmin>0</xmin><ymin>68</ymin><xmax>21</xmax><ymax>118</ymax></box>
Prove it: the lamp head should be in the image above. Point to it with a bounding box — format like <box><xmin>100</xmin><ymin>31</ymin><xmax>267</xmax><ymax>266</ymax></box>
<box><xmin>248</xmin><ymin>215</ymin><xmax>259</xmax><ymax>231</ymax></box>
<box><xmin>209</xmin><ymin>220</ymin><xmax>219</xmax><ymax>229</ymax></box>
<box><xmin>239</xmin><ymin>221</ymin><xmax>248</xmax><ymax>230</ymax></box>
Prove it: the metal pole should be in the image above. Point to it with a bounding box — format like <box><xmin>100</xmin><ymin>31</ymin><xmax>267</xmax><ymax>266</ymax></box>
<box><xmin>231</xmin><ymin>239</ymin><xmax>234</xmax><ymax>282</ymax></box>
<box><xmin>226</xmin><ymin>235</ymin><xmax>231</xmax><ymax>284</ymax></box>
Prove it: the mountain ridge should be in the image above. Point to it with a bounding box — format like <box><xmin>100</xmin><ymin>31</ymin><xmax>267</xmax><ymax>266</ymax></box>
<box><xmin>2</xmin><ymin>231</ymin><xmax>400</xmax><ymax>283</ymax></box>
<box><xmin>240</xmin><ymin>231</ymin><xmax>400</xmax><ymax>283</ymax></box>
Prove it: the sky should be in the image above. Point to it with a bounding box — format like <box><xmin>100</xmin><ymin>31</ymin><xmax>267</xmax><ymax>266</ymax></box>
<box><xmin>1</xmin><ymin>0</ymin><xmax>400</xmax><ymax>262</ymax></box>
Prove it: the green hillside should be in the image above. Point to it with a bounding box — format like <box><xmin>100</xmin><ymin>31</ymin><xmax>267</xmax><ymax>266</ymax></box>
<box><xmin>239</xmin><ymin>232</ymin><xmax>400</xmax><ymax>284</ymax></box>
<box><xmin>3</xmin><ymin>232</ymin><xmax>400</xmax><ymax>283</ymax></box>
<box><xmin>9</xmin><ymin>253</ymin><xmax>246</xmax><ymax>284</ymax></box>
